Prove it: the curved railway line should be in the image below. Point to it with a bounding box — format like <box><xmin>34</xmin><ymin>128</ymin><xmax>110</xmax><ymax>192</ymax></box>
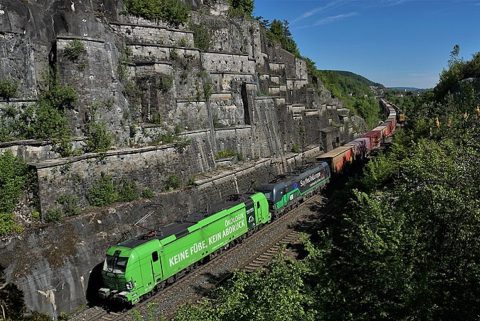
<box><xmin>70</xmin><ymin>193</ymin><xmax>328</xmax><ymax>321</ymax></box>
<box><xmin>70</xmin><ymin>100</ymin><xmax>397</xmax><ymax>321</ymax></box>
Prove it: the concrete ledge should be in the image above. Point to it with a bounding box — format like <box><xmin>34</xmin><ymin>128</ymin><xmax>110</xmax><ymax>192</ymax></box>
<box><xmin>109</xmin><ymin>21</ymin><xmax>193</xmax><ymax>34</ymax></box>
<box><xmin>56</xmin><ymin>35</ymin><xmax>105</xmax><ymax>43</ymax></box>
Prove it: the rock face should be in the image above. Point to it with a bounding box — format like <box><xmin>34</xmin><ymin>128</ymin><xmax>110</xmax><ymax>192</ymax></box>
<box><xmin>0</xmin><ymin>0</ymin><xmax>367</xmax><ymax>317</ymax></box>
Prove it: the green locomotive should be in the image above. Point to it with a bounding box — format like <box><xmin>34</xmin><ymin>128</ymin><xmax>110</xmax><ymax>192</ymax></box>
<box><xmin>256</xmin><ymin>162</ymin><xmax>330</xmax><ymax>217</ymax></box>
<box><xmin>98</xmin><ymin>192</ymin><xmax>270</xmax><ymax>305</ymax></box>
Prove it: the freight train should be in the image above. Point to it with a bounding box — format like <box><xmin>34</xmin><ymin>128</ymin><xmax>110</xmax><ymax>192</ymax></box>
<box><xmin>97</xmin><ymin>100</ymin><xmax>398</xmax><ymax>306</ymax></box>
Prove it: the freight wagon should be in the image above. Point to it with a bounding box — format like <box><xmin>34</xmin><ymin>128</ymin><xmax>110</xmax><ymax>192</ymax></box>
<box><xmin>316</xmin><ymin>145</ymin><xmax>354</xmax><ymax>174</ymax></box>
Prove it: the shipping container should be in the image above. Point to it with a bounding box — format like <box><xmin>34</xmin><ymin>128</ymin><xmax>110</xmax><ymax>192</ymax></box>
<box><xmin>316</xmin><ymin>145</ymin><xmax>354</xmax><ymax>174</ymax></box>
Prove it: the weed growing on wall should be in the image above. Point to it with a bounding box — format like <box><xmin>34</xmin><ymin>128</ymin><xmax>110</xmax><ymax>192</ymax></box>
<box><xmin>215</xmin><ymin>149</ymin><xmax>237</xmax><ymax>159</ymax></box>
<box><xmin>63</xmin><ymin>39</ymin><xmax>86</xmax><ymax>62</ymax></box>
<box><xmin>0</xmin><ymin>78</ymin><xmax>19</xmax><ymax>101</ymax></box>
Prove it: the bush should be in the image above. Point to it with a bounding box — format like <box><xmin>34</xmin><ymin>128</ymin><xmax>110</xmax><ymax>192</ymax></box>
<box><xmin>34</xmin><ymin>100</ymin><xmax>71</xmax><ymax>142</ymax></box>
<box><xmin>63</xmin><ymin>39</ymin><xmax>86</xmax><ymax>61</ymax></box>
<box><xmin>43</xmin><ymin>83</ymin><xmax>77</xmax><ymax>110</ymax></box>
<box><xmin>0</xmin><ymin>78</ymin><xmax>18</xmax><ymax>100</ymax></box>
<box><xmin>44</xmin><ymin>208</ymin><xmax>62</xmax><ymax>222</ymax></box>
<box><xmin>291</xmin><ymin>144</ymin><xmax>300</xmax><ymax>153</ymax></box>
<box><xmin>165</xmin><ymin>175</ymin><xmax>180</xmax><ymax>191</ymax></box>
<box><xmin>85</xmin><ymin>121</ymin><xmax>112</xmax><ymax>153</ymax></box>
<box><xmin>0</xmin><ymin>213</ymin><xmax>24</xmax><ymax>236</ymax></box>
<box><xmin>87</xmin><ymin>174</ymin><xmax>118</xmax><ymax>206</ymax></box>
<box><xmin>141</xmin><ymin>188</ymin><xmax>155</xmax><ymax>199</ymax></box>
<box><xmin>0</xmin><ymin>151</ymin><xmax>29</xmax><ymax>214</ymax></box>
<box><xmin>56</xmin><ymin>194</ymin><xmax>80</xmax><ymax>217</ymax></box>
<box><xmin>118</xmin><ymin>179</ymin><xmax>140</xmax><ymax>202</ymax></box>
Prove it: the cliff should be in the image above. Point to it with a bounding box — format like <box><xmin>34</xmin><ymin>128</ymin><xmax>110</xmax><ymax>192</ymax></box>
<box><xmin>0</xmin><ymin>0</ymin><xmax>367</xmax><ymax>316</ymax></box>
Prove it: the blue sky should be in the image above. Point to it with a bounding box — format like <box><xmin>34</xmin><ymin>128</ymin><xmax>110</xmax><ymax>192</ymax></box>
<box><xmin>254</xmin><ymin>0</ymin><xmax>480</xmax><ymax>88</ymax></box>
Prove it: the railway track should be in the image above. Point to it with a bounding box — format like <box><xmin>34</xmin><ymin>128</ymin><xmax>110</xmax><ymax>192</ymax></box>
<box><xmin>70</xmin><ymin>193</ymin><xmax>325</xmax><ymax>321</ymax></box>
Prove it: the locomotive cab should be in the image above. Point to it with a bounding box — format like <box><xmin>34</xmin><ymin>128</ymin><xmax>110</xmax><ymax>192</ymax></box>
<box><xmin>99</xmin><ymin>239</ymin><xmax>163</xmax><ymax>306</ymax></box>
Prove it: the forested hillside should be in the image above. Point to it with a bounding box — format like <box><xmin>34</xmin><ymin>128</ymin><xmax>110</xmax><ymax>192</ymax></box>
<box><xmin>315</xmin><ymin>70</ymin><xmax>383</xmax><ymax>128</ymax></box>
<box><xmin>171</xmin><ymin>49</ymin><xmax>480</xmax><ymax>321</ymax></box>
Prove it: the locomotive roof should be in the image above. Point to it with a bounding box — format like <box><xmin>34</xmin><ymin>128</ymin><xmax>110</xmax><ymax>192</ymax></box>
<box><xmin>257</xmin><ymin>162</ymin><xmax>328</xmax><ymax>189</ymax></box>
<box><xmin>117</xmin><ymin>194</ymin><xmax>255</xmax><ymax>249</ymax></box>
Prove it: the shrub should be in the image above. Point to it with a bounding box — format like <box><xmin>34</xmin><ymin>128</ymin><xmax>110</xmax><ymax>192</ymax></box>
<box><xmin>165</xmin><ymin>175</ymin><xmax>180</xmax><ymax>191</ymax></box>
<box><xmin>141</xmin><ymin>188</ymin><xmax>155</xmax><ymax>199</ymax></box>
<box><xmin>0</xmin><ymin>213</ymin><xmax>24</xmax><ymax>236</ymax></box>
<box><xmin>34</xmin><ymin>100</ymin><xmax>71</xmax><ymax>141</ymax></box>
<box><xmin>63</xmin><ymin>39</ymin><xmax>86</xmax><ymax>61</ymax></box>
<box><xmin>85</xmin><ymin>121</ymin><xmax>112</xmax><ymax>153</ymax></box>
<box><xmin>56</xmin><ymin>194</ymin><xmax>80</xmax><ymax>217</ymax></box>
<box><xmin>291</xmin><ymin>144</ymin><xmax>300</xmax><ymax>153</ymax></box>
<box><xmin>118</xmin><ymin>179</ymin><xmax>140</xmax><ymax>202</ymax></box>
<box><xmin>87</xmin><ymin>174</ymin><xmax>118</xmax><ymax>206</ymax></box>
<box><xmin>44</xmin><ymin>208</ymin><xmax>62</xmax><ymax>222</ymax></box>
<box><xmin>191</xmin><ymin>24</ymin><xmax>211</xmax><ymax>51</ymax></box>
<box><xmin>0</xmin><ymin>151</ymin><xmax>29</xmax><ymax>214</ymax></box>
<box><xmin>0</xmin><ymin>78</ymin><xmax>18</xmax><ymax>100</ymax></box>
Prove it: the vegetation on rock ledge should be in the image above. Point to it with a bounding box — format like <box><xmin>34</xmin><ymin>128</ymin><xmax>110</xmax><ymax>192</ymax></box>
<box><xmin>124</xmin><ymin>0</ymin><xmax>189</xmax><ymax>27</ymax></box>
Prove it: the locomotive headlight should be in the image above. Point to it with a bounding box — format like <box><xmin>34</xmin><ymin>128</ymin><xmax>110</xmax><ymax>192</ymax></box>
<box><xmin>126</xmin><ymin>281</ymin><xmax>134</xmax><ymax>290</ymax></box>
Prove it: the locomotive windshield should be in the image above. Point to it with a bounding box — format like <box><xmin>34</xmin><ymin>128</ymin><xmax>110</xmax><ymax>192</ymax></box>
<box><xmin>104</xmin><ymin>255</ymin><xmax>128</xmax><ymax>273</ymax></box>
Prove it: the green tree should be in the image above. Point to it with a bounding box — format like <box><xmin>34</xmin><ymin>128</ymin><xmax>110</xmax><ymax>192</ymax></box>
<box><xmin>228</xmin><ymin>0</ymin><xmax>254</xmax><ymax>18</ymax></box>
<box><xmin>267</xmin><ymin>20</ymin><xmax>300</xmax><ymax>57</ymax></box>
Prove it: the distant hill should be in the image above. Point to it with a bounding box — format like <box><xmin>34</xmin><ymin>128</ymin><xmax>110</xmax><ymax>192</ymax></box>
<box><xmin>388</xmin><ymin>87</ymin><xmax>428</xmax><ymax>92</ymax></box>
<box><xmin>321</xmin><ymin>70</ymin><xmax>385</xmax><ymax>88</ymax></box>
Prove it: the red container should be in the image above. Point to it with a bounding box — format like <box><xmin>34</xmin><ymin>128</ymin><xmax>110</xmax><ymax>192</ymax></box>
<box><xmin>363</xmin><ymin>129</ymin><xmax>382</xmax><ymax>149</ymax></box>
